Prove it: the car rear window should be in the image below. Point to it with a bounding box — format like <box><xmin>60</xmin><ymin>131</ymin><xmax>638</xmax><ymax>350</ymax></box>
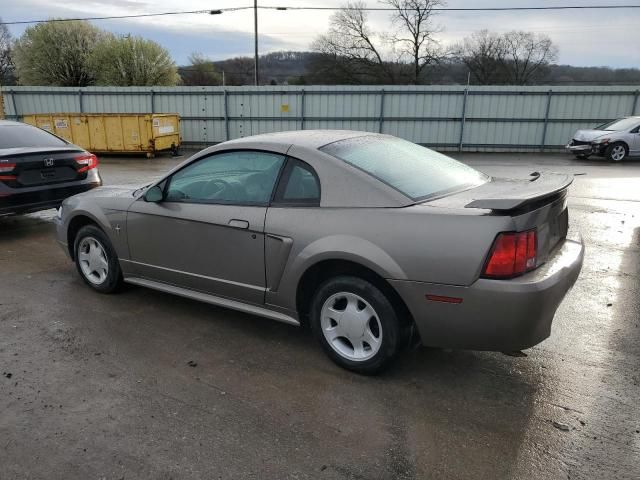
<box><xmin>320</xmin><ymin>135</ymin><xmax>488</xmax><ymax>201</ymax></box>
<box><xmin>0</xmin><ymin>124</ymin><xmax>68</xmax><ymax>149</ymax></box>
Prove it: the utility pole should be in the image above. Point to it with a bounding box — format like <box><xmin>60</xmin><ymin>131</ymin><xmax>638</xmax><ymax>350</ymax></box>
<box><xmin>254</xmin><ymin>0</ymin><xmax>259</xmax><ymax>86</ymax></box>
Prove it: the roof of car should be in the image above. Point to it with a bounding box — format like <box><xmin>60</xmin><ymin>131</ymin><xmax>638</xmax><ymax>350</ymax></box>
<box><xmin>0</xmin><ymin>120</ymin><xmax>27</xmax><ymax>127</ymax></box>
<box><xmin>222</xmin><ymin>129</ymin><xmax>379</xmax><ymax>149</ymax></box>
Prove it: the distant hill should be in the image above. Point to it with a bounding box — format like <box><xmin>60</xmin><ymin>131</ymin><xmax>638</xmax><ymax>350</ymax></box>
<box><xmin>179</xmin><ymin>51</ymin><xmax>640</xmax><ymax>86</ymax></box>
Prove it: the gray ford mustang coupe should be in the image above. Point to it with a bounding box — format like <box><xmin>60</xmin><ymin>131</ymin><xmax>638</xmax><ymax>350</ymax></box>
<box><xmin>55</xmin><ymin>130</ymin><xmax>584</xmax><ymax>374</ymax></box>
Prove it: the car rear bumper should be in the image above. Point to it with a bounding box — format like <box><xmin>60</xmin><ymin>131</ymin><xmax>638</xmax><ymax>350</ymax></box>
<box><xmin>0</xmin><ymin>171</ymin><xmax>101</xmax><ymax>216</ymax></box>
<box><xmin>389</xmin><ymin>236</ymin><xmax>584</xmax><ymax>351</ymax></box>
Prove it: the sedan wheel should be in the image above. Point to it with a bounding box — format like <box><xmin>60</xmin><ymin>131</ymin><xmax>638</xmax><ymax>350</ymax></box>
<box><xmin>310</xmin><ymin>275</ymin><xmax>407</xmax><ymax>374</ymax></box>
<box><xmin>606</xmin><ymin>143</ymin><xmax>627</xmax><ymax>162</ymax></box>
<box><xmin>320</xmin><ymin>292</ymin><xmax>383</xmax><ymax>362</ymax></box>
<box><xmin>78</xmin><ymin>237</ymin><xmax>109</xmax><ymax>285</ymax></box>
<box><xmin>74</xmin><ymin>224</ymin><xmax>123</xmax><ymax>293</ymax></box>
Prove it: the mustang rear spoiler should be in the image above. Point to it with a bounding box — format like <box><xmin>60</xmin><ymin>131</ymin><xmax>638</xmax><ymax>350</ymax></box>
<box><xmin>464</xmin><ymin>173</ymin><xmax>573</xmax><ymax>211</ymax></box>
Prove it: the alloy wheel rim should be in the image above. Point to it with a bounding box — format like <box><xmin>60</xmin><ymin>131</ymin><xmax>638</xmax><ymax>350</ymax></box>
<box><xmin>78</xmin><ymin>237</ymin><xmax>109</xmax><ymax>285</ymax></box>
<box><xmin>320</xmin><ymin>292</ymin><xmax>383</xmax><ymax>362</ymax></box>
<box><xmin>611</xmin><ymin>145</ymin><xmax>625</xmax><ymax>161</ymax></box>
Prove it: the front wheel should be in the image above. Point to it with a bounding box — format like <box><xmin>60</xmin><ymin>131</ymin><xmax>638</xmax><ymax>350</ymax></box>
<box><xmin>74</xmin><ymin>225</ymin><xmax>123</xmax><ymax>293</ymax></box>
<box><xmin>605</xmin><ymin>142</ymin><xmax>628</xmax><ymax>162</ymax></box>
<box><xmin>310</xmin><ymin>276</ymin><xmax>406</xmax><ymax>374</ymax></box>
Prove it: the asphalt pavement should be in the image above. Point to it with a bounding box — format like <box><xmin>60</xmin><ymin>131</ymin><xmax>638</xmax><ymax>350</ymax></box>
<box><xmin>1</xmin><ymin>152</ymin><xmax>639</xmax><ymax>479</ymax></box>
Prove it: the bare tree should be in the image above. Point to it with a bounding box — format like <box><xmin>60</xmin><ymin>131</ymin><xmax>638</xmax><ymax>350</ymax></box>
<box><xmin>0</xmin><ymin>20</ymin><xmax>14</xmax><ymax>85</ymax></box>
<box><xmin>457</xmin><ymin>30</ymin><xmax>558</xmax><ymax>85</ymax></box>
<box><xmin>181</xmin><ymin>53</ymin><xmax>222</xmax><ymax>86</ymax></box>
<box><xmin>312</xmin><ymin>1</ymin><xmax>394</xmax><ymax>83</ymax></box>
<box><xmin>220</xmin><ymin>57</ymin><xmax>255</xmax><ymax>85</ymax></box>
<box><xmin>384</xmin><ymin>0</ymin><xmax>444</xmax><ymax>84</ymax></box>
<box><xmin>499</xmin><ymin>31</ymin><xmax>558</xmax><ymax>84</ymax></box>
<box><xmin>457</xmin><ymin>30</ymin><xmax>507</xmax><ymax>84</ymax></box>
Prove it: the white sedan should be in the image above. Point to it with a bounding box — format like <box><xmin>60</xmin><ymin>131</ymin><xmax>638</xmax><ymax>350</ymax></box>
<box><xmin>566</xmin><ymin>116</ymin><xmax>640</xmax><ymax>161</ymax></box>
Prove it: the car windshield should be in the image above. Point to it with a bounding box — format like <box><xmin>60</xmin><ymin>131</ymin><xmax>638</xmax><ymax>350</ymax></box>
<box><xmin>0</xmin><ymin>124</ymin><xmax>68</xmax><ymax>149</ymax></box>
<box><xmin>320</xmin><ymin>135</ymin><xmax>488</xmax><ymax>201</ymax></box>
<box><xmin>596</xmin><ymin>117</ymin><xmax>640</xmax><ymax>131</ymax></box>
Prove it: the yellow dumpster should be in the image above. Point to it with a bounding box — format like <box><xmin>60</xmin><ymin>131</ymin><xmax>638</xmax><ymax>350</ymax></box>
<box><xmin>22</xmin><ymin>113</ymin><xmax>181</xmax><ymax>158</ymax></box>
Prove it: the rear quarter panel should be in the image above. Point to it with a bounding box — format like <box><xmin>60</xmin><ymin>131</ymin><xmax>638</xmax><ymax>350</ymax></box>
<box><xmin>265</xmin><ymin>205</ymin><xmax>512</xmax><ymax>312</ymax></box>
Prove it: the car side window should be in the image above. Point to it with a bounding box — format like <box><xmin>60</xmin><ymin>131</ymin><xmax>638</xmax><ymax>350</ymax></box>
<box><xmin>165</xmin><ymin>150</ymin><xmax>285</xmax><ymax>205</ymax></box>
<box><xmin>273</xmin><ymin>159</ymin><xmax>321</xmax><ymax>206</ymax></box>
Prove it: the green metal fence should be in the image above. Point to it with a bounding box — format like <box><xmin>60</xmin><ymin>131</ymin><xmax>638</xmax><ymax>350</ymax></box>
<box><xmin>2</xmin><ymin>85</ymin><xmax>638</xmax><ymax>152</ymax></box>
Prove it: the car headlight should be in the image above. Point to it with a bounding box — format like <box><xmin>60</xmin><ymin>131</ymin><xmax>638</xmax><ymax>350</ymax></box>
<box><xmin>592</xmin><ymin>137</ymin><xmax>611</xmax><ymax>144</ymax></box>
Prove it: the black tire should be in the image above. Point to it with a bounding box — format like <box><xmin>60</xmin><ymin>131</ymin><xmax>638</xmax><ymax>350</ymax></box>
<box><xmin>605</xmin><ymin>142</ymin><xmax>628</xmax><ymax>162</ymax></box>
<box><xmin>574</xmin><ymin>153</ymin><xmax>590</xmax><ymax>160</ymax></box>
<box><xmin>310</xmin><ymin>275</ymin><xmax>406</xmax><ymax>375</ymax></box>
<box><xmin>74</xmin><ymin>224</ymin><xmax>123</xmax><ymax>293</ymax></box>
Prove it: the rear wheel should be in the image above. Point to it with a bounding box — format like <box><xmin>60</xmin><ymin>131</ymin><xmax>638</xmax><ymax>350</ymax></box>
<box><xmin>606</xmin><ymin>142</ymin><xmax>628</xmax><ymax>162</ymax></box>
<box><xmin>310</xmin><ymin>276</ymin><xmax>406</xmax><ymax>374</ymax></box>
<box><xmin>74</xmin><ymin>225</ymin><xmax>123</xmax><ymax>293</ymax></box>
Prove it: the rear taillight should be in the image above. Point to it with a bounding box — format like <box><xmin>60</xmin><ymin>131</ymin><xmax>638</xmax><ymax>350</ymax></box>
<box><xmin>0</xmin><ymin>162</ymin><xmax>16</xmax><ymax>173</ymax></box>
<box><xmin>482</xmin><ymin>230</ymin><xmax>537</xmax><ymax>279</ymax></box>
<box><xmin>0</xmin><ymin>162</ymin><xmax>16</xmax><ymax>181</ymax></box>
<box><xmin>75</xmin><ymin>153</ymin><xmax>99</xmax><ymax>173</ymax></box>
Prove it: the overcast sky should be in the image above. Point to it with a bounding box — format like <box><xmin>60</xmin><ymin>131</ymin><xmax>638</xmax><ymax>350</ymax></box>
<box><xmin>2</xmin><ymin>0</ymin><xmax>640</xmax><ymax>68</ymax></box>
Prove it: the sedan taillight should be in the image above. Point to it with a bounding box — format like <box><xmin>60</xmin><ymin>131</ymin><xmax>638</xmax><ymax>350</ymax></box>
<box><xmin>0</xmin><ymin>162</ymin><xmax>16</xmax><ymax>181</ymax></box>
<box><xmin>75</xmin><ymin>153</ymin><xmax>99</xmax><ymax>173</ymax></box>
<box><xmin>482</xmin><ymin>230</ymin><xmax>537</xmax><ymax>279</ymax></box>
<box><xmin>0</xmin><ymin>162</ymin><xmax>16</xmax><ymax>173</ymax></box>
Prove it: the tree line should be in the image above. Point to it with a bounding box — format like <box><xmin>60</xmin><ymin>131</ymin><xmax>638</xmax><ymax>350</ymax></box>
<box><xmin>0</xmin><ymin>20</ymin><xmax>178</xmax><ymax>86</ymax></box>
<box><xmin>309</xmin><ymin>0</ymin><xmax>558</xmax><ymax>85</ymax></box>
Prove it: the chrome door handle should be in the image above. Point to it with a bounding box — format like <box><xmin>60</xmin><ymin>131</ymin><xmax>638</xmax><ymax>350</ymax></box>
<box><xmin>228</xmin><ymin>219</ymin><xmax>250</xmax><ymax>229</ymax></box>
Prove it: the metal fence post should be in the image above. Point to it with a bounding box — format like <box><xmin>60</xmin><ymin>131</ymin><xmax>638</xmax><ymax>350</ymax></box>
<box><xmin>458</xmin><ymin>88</ymin><xmax>468</xmax><ymax>152</ymax></box>
<box><xmin>223</xmin><ymin>89</ymin><xmax>230</xmax><ymax>141</ymax></box>
<box><xmin>378</xmin><ymin>89</ymin><xmax>385</xmax><ymax>133</ymax></box>
<box><xmin>150</xmin><ymin>90</ymin><xmax>155</xmax><ymax>113</ymax></box>
<box><xmin>540</xmin><ymin>89</ymin><xmax>553</xmax><ymax>152</ymax></box>
<box><xmin>78</xmin><ymin>90</ymin><xmax>83</xmax><ymax>113</ymax></box>
<box><xmin>9</xmin><ymin>89</ymin><xmax>18</xmax><ymax>119</ymax></box>
<box><xmin>631</xmin><ymin>90</ymin><xmax>639</xmax><ymax>115</ymax></box>
<box><xmin>300</xmin><ymin>88</ymin><xmax>306</xmax><ymax>130</ymax></box>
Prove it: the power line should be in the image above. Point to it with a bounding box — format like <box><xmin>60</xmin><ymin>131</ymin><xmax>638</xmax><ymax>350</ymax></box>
<box><xmin>3</xmin><ymin>4</ymin><xmax>640</xmax><ymax>25</ymax></box>
<box><xmin>270</xmin><ymin>4</ymin><xmax>640</xmax><ymax>11</ymax></box>
<box><xmin>0</xmin><ymin>8</ymin><xmax>246</xmax><ymax>26</ymax></box>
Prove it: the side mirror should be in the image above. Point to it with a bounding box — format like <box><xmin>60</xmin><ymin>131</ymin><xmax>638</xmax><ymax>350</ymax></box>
<box><xmin>144</xmin><ymin>185</ymin><xmax>164</xmax><ymax>202</ymax></box>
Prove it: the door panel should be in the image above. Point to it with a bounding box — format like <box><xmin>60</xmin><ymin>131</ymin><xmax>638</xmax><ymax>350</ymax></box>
<box><xmin>631</xmin><ymin>132</ymin><xmax>640</xmax><ymax>155</ymax></box>
<box><xmin>126</xmin><ymin>200</ymin><xmax>267</xmax><ymax>304</ymax></box>
<box><xmin>125</xmin><ymin>149</ymin><xmax>286</xmax><ymax>305</ymax></box>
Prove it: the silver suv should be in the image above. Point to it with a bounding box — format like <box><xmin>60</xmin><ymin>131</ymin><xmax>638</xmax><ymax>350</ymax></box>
<box><xmin>566</xmin><ymin>116</ymin><xmax>640</xmax><ymax>161</ymax></box>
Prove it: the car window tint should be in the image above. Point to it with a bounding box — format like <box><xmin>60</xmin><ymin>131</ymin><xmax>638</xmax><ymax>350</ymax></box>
<box><xmin>321</xmin><ymin>136</ymin><xmax>487</xmax><ymax>201</ymax></box>
<box><xmin>282</xmin><ymin>163</ymin><xmax>320</xmax><ymax>202</ymax></box>
<box><xmin>0</xmin><ymin>124</ymin><xmax>68</xmax><ymax>149</ymax></box>
<box><xmin>166</xmin><ymin>151</ymin><xmax>285</xmax><ymax>205</ymax></box>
